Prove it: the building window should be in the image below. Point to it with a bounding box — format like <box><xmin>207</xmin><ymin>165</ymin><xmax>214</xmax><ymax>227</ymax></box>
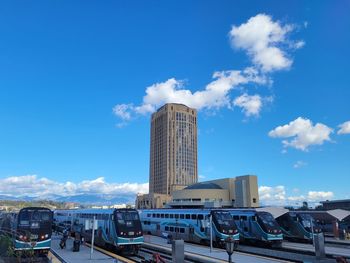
<box><xmin>253</xmin><ymin>198</ymin><xmax>257</xmax><ymax>203</ymax></box>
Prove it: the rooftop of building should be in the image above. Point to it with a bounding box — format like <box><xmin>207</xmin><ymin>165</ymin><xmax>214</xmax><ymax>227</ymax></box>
<box><xmin>320</xmin><ymin>199</ymin><xmax>350</xmax><ymax>204</ymax></box>
<box><xmin>185</xmin><ymin>182</ymin><xmax>223</xmax><ymax>190</ymax></box>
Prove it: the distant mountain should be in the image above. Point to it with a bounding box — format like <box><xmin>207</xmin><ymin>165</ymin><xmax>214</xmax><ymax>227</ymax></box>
<box><xmin>0</xmin><ymin>193</ymin><xmax>136</xmax><ymax>205</ymax></box>
<box><xmin>55</xmin><ymin>194</ymin><xmax>136</xmax><ymax>205</ymax></box>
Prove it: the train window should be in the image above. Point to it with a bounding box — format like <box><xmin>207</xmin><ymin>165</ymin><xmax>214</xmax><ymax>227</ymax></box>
<box><xmin>185</xmin><ymin>214</ymin><xmax>190</xmax><ymax>219</ymax></box>
<box><xmin>198</xmin><ymin>215</ymin><xmax>204</xmax><ymax>220</ymax></box>
<box><xmin>240</xmin><ymin>216</ymin><xmax>247</xmax><ymax>221</ymax></box>
<box><xmin>170</xmin><ymin>214</ymin><xmax>174</xmax><ymax>219</ymax></box>
<box><xmin>180</xmin><ymin>228</ymin><xmax>185</xmax><ymax>233</ymax></box>
<box><xmin>157</xmin><ymin>214</ymin><xmax>160</xmax><ymax>218</ymax></box>
<box><xmin>175</xmin><ymin>227</ymin><xmax>179</xmax><ymax>232</ymax></box>
<box><xmin>153</xmin><ymin>213</ymin><xmax>156</xmax><ymax>218</ymax></box>
<box><xmin>165</xmin><ymin>226</ymin><xmax>169</xmax><ymax>231</ymax></box>
<box><xmin>161</xmin><ymin>214</ymin><xmax>164</xmax><ymax>218</ymax></box>
<box><xmin>165</xmin><ymin>214</ymin><xmax>169</xmax><ymax>218</ymax></box>
<box><xmin>170</xmin><ymin>227</ymin><xmax>174</xmax><ymax>232</ymax></box>
<box><xmin>175</xmin><ymin>214</ymin><xmax>179</xmax><ymax>219</ymax></box>
<box><xmin>252</xmin><ymin>216</ymin><xmax>257</xmax><ymax>221</ymax></box>
<box><xmin>147</xmin><ymin>214</ymin><xmax>151</xmax><ymax>218</ymax></box>
<box><xmin>180</xmin><ymin>214</ymin><xmax>184</xmax><ymax>219</ymax></box>
<box><xmin>233</xmin><ymin>216</ymin><xmax>239</xmax><ymax>220</ymax></box>
<box><xmin>191</xmin><ymin>214</ymin><xmax>197</xmax><ymax>220</ymax></box>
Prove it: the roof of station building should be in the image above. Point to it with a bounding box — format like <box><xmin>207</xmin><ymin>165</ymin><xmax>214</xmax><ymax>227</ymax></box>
<box><xmin>185</xmin><ymin>182</ymin><xmax>223</xmax><ymax>190</ymax></box>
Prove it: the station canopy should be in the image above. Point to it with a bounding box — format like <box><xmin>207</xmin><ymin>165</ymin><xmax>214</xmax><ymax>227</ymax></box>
<box><xmin>256</xmin><ymin>207</ymin><xmax>289</xmax><ymax>219</ymax></box>
<box><xmin>327</xmin><ymin>209</ymin><xmax>350</xmax><ymax>221</ymax></box>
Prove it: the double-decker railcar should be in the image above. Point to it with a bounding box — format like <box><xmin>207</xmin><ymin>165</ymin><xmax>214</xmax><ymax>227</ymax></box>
<box><xmin>276</xmin><ymin>211</ymin><xmax>322</xmax><ymax>242</ymax></box>
<box><xmin>54</xmin><ymin>208</ymin><xmax>143</xmax><ymax>254</ymax></box>
<box><xmin>139</xmin><ymin>209</ymin><xmax>239</xmax><ymax>247</ymax></box>
<box><xmin>0</xmin><ymin>207</ymin><xmax>53</xmax><ymax>254</ymax></box>
<box><xmin>228</xmin><ymin>209</ymin><xmax>283</xmax><ymax>247</ymax></box>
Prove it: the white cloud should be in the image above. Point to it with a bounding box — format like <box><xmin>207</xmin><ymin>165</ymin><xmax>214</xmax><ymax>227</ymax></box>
<box><xmin>112</xmin><ymin>104</ymin><xmax>133</xmax><ymax>121</ymax></box>
<box><xmin>113</xmin><ymin>14</ymin><xmax>304</xmax><ymax>123</ymax></box>
<box><xmin>259</xmin><ymin>185</ymin><xmax>286</xmax><ymax>205</ymax></box>
<box><xmin>259</xmin><ymin>185</ymin><xmax>334</xmax><ymax>206</ymax></box>
<box><xmin>337</xmin><ymin>121</ymin><xmax>350</xmax><ymax>135</ymax></box>
<box><xmin>233</xmin><ymin>93</ymin><xmax>273</xmax><ymax>117</ymax></box>
<box><xmin>268</xmin><ymin>117</ymin><xmax>333</xmax><ymax>151</ymax></box>
<box><xmin>307</xmin><ymin>191</ymin><xmax>334</xmax><ymax>201</ymax></box>
<box><xmin>230</xmin><ymin>14</ymin><xmax>303</xmax><ymax>72</ymax></box>
<box><xmin>293</xmin><ymin>160</ymin><xmax>307</xmax><ymax>169</ymax></box>
<box><xmin>113</xmin><ymin>69</ymin><xmax>267</xmax><ymax>121</ymax></box>
<box><xmin>233</xmin><ymin>93</ymin><xmax>262</xmax><ymax>117</ymax></box>
<box><xmin>0</xmin><ymin>175</ymin><xmax>148</xmax><ymax>198</ymax></box>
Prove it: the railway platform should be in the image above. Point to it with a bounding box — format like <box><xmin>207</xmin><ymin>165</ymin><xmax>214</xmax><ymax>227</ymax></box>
<box><xmin>50</xmin><ymin>234</ymin><xmax>128</xmax><ymax>263</ymax></box>
<box><xmin>143</xmin><ymin>234</ymin><xmax>291</xmax><ymax>263</ymax></box>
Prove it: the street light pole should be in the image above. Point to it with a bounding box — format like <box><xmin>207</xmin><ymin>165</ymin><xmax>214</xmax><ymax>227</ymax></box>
<box><xmin>209</xmin><ymin>214</ymin><xmax>213</xmax><ymax>253</ymax></box>
<box><xmin>225</xmin><ymin>236</ymin><xmax>235</xmax><ymax>263</ymax></box>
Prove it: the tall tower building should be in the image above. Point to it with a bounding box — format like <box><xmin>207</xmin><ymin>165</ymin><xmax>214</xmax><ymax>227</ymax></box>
<box><xmin>149</xmin><ymin>103</ymin><xmax>198</xmax><ymax>195</ymax></box>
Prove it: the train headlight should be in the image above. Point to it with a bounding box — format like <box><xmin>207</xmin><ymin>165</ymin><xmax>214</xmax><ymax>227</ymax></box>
<box><xmin>41</xmin><ymin>235</ymin><xmax>45</xmax><ymax>240</ymax></box>
<box><xmin>19</xmin><ymin>235</ymin><xmax>23</xmax><ymax>240</ymax></box>
<box><xmin>45</xmin><ymin>234</ymin><xmax>49</xmax><ymax>238</ymax></box>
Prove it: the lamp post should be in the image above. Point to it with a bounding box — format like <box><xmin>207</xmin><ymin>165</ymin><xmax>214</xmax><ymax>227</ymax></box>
<box><xmin>225</xmin><ymin>236</ymin><xmax>235</xmax><ymax>263</ymax></box>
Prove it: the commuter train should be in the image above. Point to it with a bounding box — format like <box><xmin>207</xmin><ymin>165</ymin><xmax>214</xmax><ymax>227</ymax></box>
<box><xmin>228</xmin><ymin>209</ymin><xmax>283</xmax><ymax>247</ymax></box>
<box><xmin>54</xmin><ymin>208</ymin><xmax>143</xmax><ymax>254</ymax></box>
<box><xmin>276</xmin><ymin>211</ymin><xmax>322</xmax><ymax>242</ymax></box>
<box><xmin>0</xmin><ymin>207</ymin><xmax>53</xmax><ymax>254</ymax></box>
<box><xmin>139</xmin><ymin>209</ymin><xmax>240</xmax><ymax>247</ymax></box>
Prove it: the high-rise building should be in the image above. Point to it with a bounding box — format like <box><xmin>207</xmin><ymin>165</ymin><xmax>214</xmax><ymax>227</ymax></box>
<box><xmin>149</xmin><ymin>103</ymin><xmax>198</xmax><ymax>195</ymax></box>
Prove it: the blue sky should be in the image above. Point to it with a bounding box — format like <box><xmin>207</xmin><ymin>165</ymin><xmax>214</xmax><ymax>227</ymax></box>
<box><xmin>0</xmin><ymin>1</ymin><xmax>349</xmax><ymax>205</ymax></box>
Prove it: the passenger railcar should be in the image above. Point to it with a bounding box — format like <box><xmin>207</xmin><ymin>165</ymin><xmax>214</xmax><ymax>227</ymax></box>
<box><xmin>0</xmin><ymin>207</ymin><xmax>53</xmax><ymax>254</ymax></box>
<box><xmin>228</xmin><ymin>209</ymin><xmax>283</xmax><ymax>247</ymax></box>
<box><xmin>139</xmin><ymin>209</ymin><xmax>239</xmax><ymax>247</ymax></box>
<box><xmin>276</xmin><ymin>211</ymin><xmax>322</xmax><ymax>242</ymax></box>
<box><xmin>54</xmin><ymin>208</ymin><xmax>143</xmax><ymax>254</ymax></box>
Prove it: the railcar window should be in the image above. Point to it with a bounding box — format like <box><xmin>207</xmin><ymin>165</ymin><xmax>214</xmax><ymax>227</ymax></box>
<box><xmin>175</xmin><ymin>227</ymin><xmax>179</xmax><ymax>232</ymax></box>
<box><xmin>165</xmin><ymin>214</ymin><xmax>169</xmax><ymax>218</ymax></box>
<box><xmin>170</xmin><ymin>227</ymin><xmax>174</xmax><ymax>232</ymax></box>
<box><xmin>175</xmin><ymin>214</ymin><xmax>179</xmax><ymax>219</ymax></box>
<box><xmin>170</xmin><ymin>214</ymin><xmax>174</xmax><ymax>219</ymax></box>
<box><xmin>185</xmin><ymin>214</ymin><xmax>190</xmax><ymax>219</ymax></box>
<box><xmin>165</xmin><ymin>226</ymin><xmax>169</xmax><ymax>231</ymax></box>
<box><xmin>191</xmin><ymin>214</ymin><xmax>197</xmax><ymax>220</ymax></box>
<box><xmin>233</xmin><ymin>216</ymin><xmax>239</xmax><ymax>220</ymax></box>
<box><xmin>180</xmin><ymin>214</ymin><xmax>184</xmax><ymax>219</ymax></box>
<box><xmin>180</xmin><ymin>228</ymin><xmax>185</xmax><ymax>233</ymax></box>
<box><xmin>147</xmin><ymin>214</ymin><xmax>151</xmax><ymax>218</ymax></box>
<box><xmin>161</xmin><ymin>214</ymin><xmax>164</xmax><ymax>218</ymax></box>
<box><xmin>157</xmin><ymin>214</ymin><xmax>160</xmax><ymax>218</ymax></box>
<box><xmin>32</xmin><ymin>211</ymin><xmax>40</xmax><ymax>220</ymax></box>
<box><xmin>41</xmin><ymin>212</ymin><xmax>51</xmax><ymax>221</ymax></box>
<box><xmin>241</xmin><ymin>216</ymin><xmax>247</xmax><ymax>221</ymax></box>
<box><xmin>198</xmin><ymin>214</ymin><xmax>204</xmax><ymax>220</ymax></box>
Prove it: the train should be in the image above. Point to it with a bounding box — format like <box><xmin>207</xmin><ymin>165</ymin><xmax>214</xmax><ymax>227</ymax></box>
<box><xmin>275</xmin><ymin>211</ymin><xmax>322</xmax><ymax>242</ymax></box>
<box><xmin>228</xmin><ymin>209</ymin><xmax>283</xmax><ymax>247</ymax></box>
<box><xmin>53</xmin><ymin>208</ymin><xmax>143</xmax><ymax>254</ymax></box>
<box><xmin>139</xmin><ymin>209</ymin><xmax>240</xmax><ymax>247</ymax></box>
<box><xmin>0</xmin><ymin>207</ymin><xmax>53</xmax><ymax>255</ymax></box>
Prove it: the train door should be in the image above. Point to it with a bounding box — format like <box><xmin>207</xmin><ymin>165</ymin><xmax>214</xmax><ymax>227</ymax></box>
<box><xmin>240</xmin><ymin>215</ymin><xmax>250</xmax><ymax>239</ymax></box>
<box><xmin>156</xmin><ymin>223</ymin><xmax>160</xmax><ymax>236</ymax></box>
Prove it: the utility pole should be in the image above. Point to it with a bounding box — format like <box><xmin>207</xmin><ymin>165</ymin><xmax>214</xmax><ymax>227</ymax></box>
<box><xmin>90</xmin><ymin>216</ymin><xmax>96</xmax><ymax>260</ymax></box>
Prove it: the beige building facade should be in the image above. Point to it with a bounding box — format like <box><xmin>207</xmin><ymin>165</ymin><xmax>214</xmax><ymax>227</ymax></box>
<box><xmin>136</xmin><ymin>103</ymin><xmax>198</xmax><ymax>209</ymax></box>
<box><xmin>149</xmin><ymin>103</ymin><xmax>198</xmax><ymax>195</ymax></box>
<box><xmin>168</xmin><ymin>175</ymin><xmax>259</xmax><ymax>208</ymax></box>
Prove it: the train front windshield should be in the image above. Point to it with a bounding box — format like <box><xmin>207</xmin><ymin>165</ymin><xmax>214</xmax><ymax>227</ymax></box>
<box><xmin>257</xmin><ymin>212</ymin><xmax>281</xmax><ymax>233</ymax></box>
<box><xmin>212</xmin><ymin>211</ymin><xmax>237</xmax><ymax>234</ymax></box>
<box><xmin>297</xmin><ymin>213</ymin><xmax>321</xmax><ymax>232</ymax></box>
<box><xmin>114</xmin><ymin>210</ymin><xmax>142</xmax><ymax>237</ymax></box>
<box><xmin>18</xmin><ymin>209</ymin><xmax>52</xmax><ymax>227</ymax></box>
